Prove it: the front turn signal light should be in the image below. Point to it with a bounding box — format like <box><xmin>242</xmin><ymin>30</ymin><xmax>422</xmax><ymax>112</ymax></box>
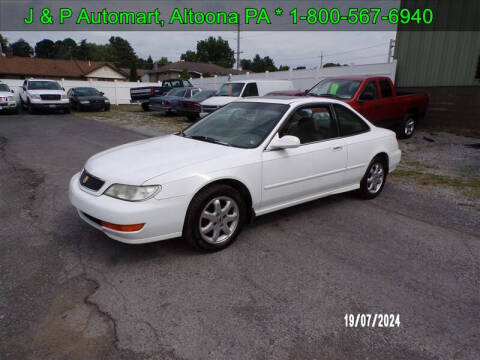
<box><xmin>101</xmin><ymin>221</ymin><xmax>145</xmax><ymax>232</ymax></box>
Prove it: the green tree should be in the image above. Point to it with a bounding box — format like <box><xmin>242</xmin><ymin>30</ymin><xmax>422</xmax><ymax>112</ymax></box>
<box><xmin>109</xmin><ymin>36</ymin><xmax>136</xmax><ymax>68</ymax></box>
<box><xmin>75</xmin><ymin>39</ymin><xmax>93</xmax><ymax>60</ymax></box>
<box><xmin>9</xmin><ymin>39</ymin><xmax>33</xmax><ymax>57</ymax></box>
<box><xmin>54</xmin><ymin>38</ymin><xmax>77</xmax><ymax>59</ymax></box>
<box><xmin>240</xmin><ymin>59</ymin><xmax>252</xmax><ymax>71</ymax></box>
<box><xmin>0</xmin><ymin>34</ymin><xmax>8</xmax><ymax>54</ymax></box>
<box><xmin>35</xmin><ymin>39</ymin><xmax>56</xmax><ymax>58</ymax></box>
<box><xmin>180</xmin><ymin>50</ymin><xmax>197</xmax><ymax>62</ymax></box>
<box><xmin>196</xmin><ymin>37</ymin><xmax>234</xmax><ymax>68</ymax></box>
<box><xmin>146</xmin><ymin>56</ymin><xmax>153</xmax><ymax>69</ymax></box>
<box><xmin>180</xmin><ymin>68</ymin><xmax>190</xmax><ymax>80</ymax></box>
<box><xmin>249</xmin><ymin>54</ymin><xmax>277</xmax><ymax>73</ymax></box>
<box><xmin>278</xmin><ymin>65</ymin><xmax>290</xmax><ymax>71</ymax></box>
<box><xmin>129</xmin><ymin>61</ymin><xmax>138</xmax><ymax>82</ymax></box>
<box><xmin>156</xmin><ymin>57</ymin><xmax>170</xmax><ymax>66</ymax></box>
<box><xmin>323</xmin><ymin>62</ymin><xmax>341</xmax><ymax>68</ymax></box>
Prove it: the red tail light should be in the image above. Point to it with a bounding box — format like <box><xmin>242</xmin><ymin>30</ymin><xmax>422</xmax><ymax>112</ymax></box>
<box><xmin>150</xmin><ymin>88</ymin><xmax>155</xmax><ymax>95</ymax></box>
<box><xmin>166</xmin><ymin>101</ymin><xmax>171</xmax><ymax>106</ymax></box>
<box><xmin>193</xmin><ymin>103</ymin><xmax>201</xmax><ymax>109</ymax></box>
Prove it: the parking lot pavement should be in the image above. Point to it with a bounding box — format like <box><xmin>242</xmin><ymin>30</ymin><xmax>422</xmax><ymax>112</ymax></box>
<box><xmin>1</xmin><ymin>113</ymin><xmax>479</xmax><ymax>360</ymax></box>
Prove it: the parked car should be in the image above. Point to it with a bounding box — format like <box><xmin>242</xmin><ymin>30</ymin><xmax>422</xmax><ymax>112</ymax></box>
<box><xmin>19</xmin><ymin>79</ymin><xmax>70</xmax><ymax>113</ymax></box>
<box><xmin>200</xmin><ymin>80</ymin><xmax>294</xmax><ymax>117</ymax></box>
<box><xmin>69</xmin><ymin>97</ymin><xmax>401</xmax><ymax>251</ymax></box>
<box><xmin>149</xmin><ymin>87</ymin><xmax>201</xmax><ymax>113</ymax></box>
<box><xmin>130</xmin><ymin>79</ymin><xmax>193</xmax><ymax>111</ymax></box>
<box><xmin>0</xmin><ymin>82</ymin><xmax>19</xmax><ymax>114</ymax></box>
<box><xmin>266</xmin><ymin>90</ymin><xmax>306</xmax><ymax>97</ymax></box>
<box><xmin>177</xmin><ymin>90</ymin><xmax>217</xmax><ymax>121</ymax></box>
<box><xmin>68</xmin><ymin>87</ymin><xmax>110</xmax><ymax>111</ymax></box>
<box><xmin>307</xmin><ymin>76</ymin><xmax>429</xmax><ymax>138</ymax></box>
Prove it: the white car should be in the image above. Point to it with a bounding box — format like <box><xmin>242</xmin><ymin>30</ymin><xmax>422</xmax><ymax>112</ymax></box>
<box><xmin>19</xmin><ymin>79</ymin><xmax>70</xmax><ymax>113</ymax></box>
<box><xmin>70</xmin><ymin>97</ymin><xmax>401</xmax><ymax>251</ymax></box>
<box><xmin>200</xmin><ymin>80</ymin><xmax>294</xmax><ymax>117</ymax></box>
<box><xmin>0</xmin><ymin>82</ymin><xmax>19</xmax><ymax>113</ymax></box>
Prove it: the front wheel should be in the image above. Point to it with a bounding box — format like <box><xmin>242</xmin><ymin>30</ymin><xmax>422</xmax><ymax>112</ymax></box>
<box><xmin>183</xmin><ymin>184</ymin><xmax>246</xmax><ymax>251</ymax></box>
<box><xmin>357</xmin><ymin>157</ymin><xmax>387</xmax><ymax>199</ymax></box>
<box><xmin>141</xmin><ymin>102</ymin><xmax>150</xmax><ymax>111</ymax></box>
<box><xmin>397</xmin><ymin>113</ymin><xmax>416</xmax><ymax>139</ymax></box>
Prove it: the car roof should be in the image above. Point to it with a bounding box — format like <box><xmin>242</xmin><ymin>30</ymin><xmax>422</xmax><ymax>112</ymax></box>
<box><xmin>26</xmin><ymin>78</ymin><xmax>60</xmax><ymax>82</ymax></box>
<box><xmin>237</xmin><ymin>96</ymin><xmax>347</xmax><ymax>106</ymax></box>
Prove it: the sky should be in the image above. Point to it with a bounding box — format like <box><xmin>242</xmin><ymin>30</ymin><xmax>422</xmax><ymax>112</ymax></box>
<box><xmin>2</xmin><ymin>31</ymin><xmax>397</xmax><ymax>68</ymax></box>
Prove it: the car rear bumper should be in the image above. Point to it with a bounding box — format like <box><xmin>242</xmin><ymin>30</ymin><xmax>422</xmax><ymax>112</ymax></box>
<box><xmin>69</xmin><ymin>172</ymin><xmax>187</xmax><ymax>244</ymax></box>
<box><xmin>0</xmin><ymin>101</ymin><xmax>17</xmax><ymax>111</ymax></box>
<box><xmin>149</xmin><ymin>103</ymin><xmax>174</xmax><ymax>112</ymax></box>
<box><xmin>130</xmin><ymin>99</ymin><xmax>149</xmax><ymax>104</ymax></box>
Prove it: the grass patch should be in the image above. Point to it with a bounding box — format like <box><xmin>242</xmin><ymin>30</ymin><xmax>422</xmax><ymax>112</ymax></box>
<box><xmin>392</xmin><ymin>168</ymin><xmax>480</xmax><ymax>200</ymax></box>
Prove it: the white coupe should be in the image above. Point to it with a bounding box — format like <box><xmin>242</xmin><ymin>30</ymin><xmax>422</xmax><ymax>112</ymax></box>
<box><xmin>69</xmin><ymin>97</ymin><xmax>401</xmax><ymax>251</ymax></box>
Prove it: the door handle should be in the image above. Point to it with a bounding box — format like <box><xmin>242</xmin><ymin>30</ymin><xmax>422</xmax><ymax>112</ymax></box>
<box><xmin>332</xmin><ymin>146</ymin><xmax>343</xmax><ymax>151</ymax></box>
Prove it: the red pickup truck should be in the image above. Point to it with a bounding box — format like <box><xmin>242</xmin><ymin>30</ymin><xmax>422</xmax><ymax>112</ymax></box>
<box><xmin>307</xmin><ymin>76</ymin><xmax>428</xmax><ymax>138</ymax></box>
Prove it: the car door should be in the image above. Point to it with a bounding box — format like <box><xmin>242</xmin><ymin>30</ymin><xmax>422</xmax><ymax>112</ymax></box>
<box><xmin>377</xmin><ymin>79</ymin><xmax>397</xmax><ymax>127</ymax></box>
<box><xmin>261</xmin><ymin>104</ymin><xmax>347</xmax><ymax>210</ymax></box>
<box><xmin>355</xmin><ymin>80</ymin><xmax>381</xmax><ymax>123</ymax></box>
<box><xmin>333</xmin><ymin>104</ymin><xmax>372</xmax><ymax>186</ymax></box>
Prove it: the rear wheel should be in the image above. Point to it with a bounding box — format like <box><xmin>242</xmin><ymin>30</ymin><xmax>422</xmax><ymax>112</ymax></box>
<box><xmin>64</xmin><ymin>107</ymin><xmax>70</xmax><ymax>114</ymax></box>
<box><xmin>357</xmin><ymin>156</ymin><xmax>387</xmax><ymax>199</ymax></box>
<box><xmin>397</xmin><ymin>113</ymin><xmax>416</xmax><ymax>139</ymax></box>
<box><xmin>141</xmin><ymin>102</ymin><xmax>150</xmax><ymax>111</ymax></box>
<box><xmin>183</xmin><ymin>184</ymin><xmax>246</xmax><ymax>251</ymax></box>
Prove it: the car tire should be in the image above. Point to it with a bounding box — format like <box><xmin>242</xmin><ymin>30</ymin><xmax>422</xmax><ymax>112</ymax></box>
<box><xmin>357</xmin><ymin>156</ymin><xmax>388</xmax><ymax>199</ymax></box>
<box><xmin>187</xmin><ymin>115</ymin><xmax>197</xmax><ymax>122</ymax></box>
<box><xmin>64</xmin><ymin>107</ymin><xmax>71</xmax><ymax>114</ymax></box>
<box><xmin>397</xmin><ymin>113</ymin><xmax>416</xmax><ymax>139</ymax></box>
<box><xmin>141</xmin><ymin>102</ymin><xmax>150</xmax><ymax>111</ymax></box>
<box><xmin>183</xmin><ymin>184</ymin><xmax>246</xmax><ymax>251</ymax></box>
<box><xmin>105</xmin><ymin>105</ymin><xmax>110</xmax><ymax>111</ymax></box>
<box><xmin>27</xmin><ymin>101</ymin><xmax>34</xmax><ymax>114</ymax></box>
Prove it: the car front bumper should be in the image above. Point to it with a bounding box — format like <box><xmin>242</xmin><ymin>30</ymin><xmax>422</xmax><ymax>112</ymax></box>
<box><xmin>69</xmin><ymin>172</ymin><xmax>188</xmax><ymax>244</ymax></box>
<box><xmin>0</xmin><ymin>101</ymin><xmax>17</xmax><ymax>111</ymax></box>
<box><xmin>30</xmin><ymin>101</ymin><xmax>70</xmax><ymax>110</ymax></box>
<box><xmin>77</xmin><ymin>102</ymin><xmax>109</xmax><ymax>111</ymax></box>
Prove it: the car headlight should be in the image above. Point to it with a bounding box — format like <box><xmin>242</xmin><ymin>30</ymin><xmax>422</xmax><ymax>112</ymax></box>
<box><xmin>61</xmin><ymin>94</ymin><xmax>68</xmax><ymax>99</ymax></box>
<box><xmin>30</xmin><ymin>94</ymin><xmax>41</xmax><ymax>99</ymax></box>
<box><xmin>104</xmin><ymin>184</ymin><xmax>160</xmax><ymax>201</ymax></box>
<box><xmin>105</xmin><ymin>99</ymin><xmax>110</xmax><ymax>103</ymax></box>
<box><xmin>80</xmin><ymin>100</ymin><xmax>90</xmax><ymax>104</ymax></box>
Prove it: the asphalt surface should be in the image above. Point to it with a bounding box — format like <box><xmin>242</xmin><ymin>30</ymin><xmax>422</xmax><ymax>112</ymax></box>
<box><xmin>1</xmin><ymin>112</ymin><xmax>479</xmax><ymax>360</ymax></box>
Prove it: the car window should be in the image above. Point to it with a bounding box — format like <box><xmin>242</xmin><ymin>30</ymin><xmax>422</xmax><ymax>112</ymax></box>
<box><xmin>334</xmin><ymin>104</ymin><xmax>370</xmax><ymax>136</ymax></box>
<box><xmin>242</xmin><ymin>83</ymin><xmax>259</xmax><ymax>97</ymax></box>
<box><xmin>183</xmin><ymin>102</ymin><xmax>289</xmax><ymax>148</ymax></box>
<box><xmin>73</xmin><ymin>88</ymin><xmax>100</xmax><ymax>96</ymax></box>
<box><xmin>280</xmin><ymin>105</ymin><xmax>338</xmax><ymax>144</ymax></box>
<box><xmin>168</xmin><ymin>88</ymin><xmax>186</xmax><ymax>97</ymax></box>
<box><xmin>359</xmin><ymin>81</ymin><xmax>378</xmax><ymax>101</ymax></box>
<box><xmin>183</xmin><ymin>80</ymin><xmax>191</xmax><ymax>87</ymax></box>
<box><xmin>0</xmin><ymin>84</ymin><xmax>10</xmax><ymax>92</ymax></box>
<box><xmin>308</xmin><ymin>79</ymin><xmax>361</xmax><ymax>99</ymax></box>
<box><xmin>216</xmin><ymin>83</ymin><xmax>245</xmax><ymax>97</ymax></box>
<box><xmin>170</xmin><ymin>80</ymin><xmax>181</xmax><ymax>87</ymax></box>
<box><xmin>27</xmin><ymin>81</ymin><xmax>62</xmax><ymax>90</ymax></box>
<box><xmin>379</xmin><ymin>79</ymin><xmax>393</xmax><ymax>98</ymax></box>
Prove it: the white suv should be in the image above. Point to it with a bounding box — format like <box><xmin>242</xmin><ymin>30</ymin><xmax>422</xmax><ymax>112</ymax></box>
<box><xmin>20</xmin><ymin>79</ymin><xmax>70</xmax><ymax>113</ymax></box>
<box><xmin>0</xmin><ymin>82</ymin><xmax>19</xmax><ymax>114</ymax></box>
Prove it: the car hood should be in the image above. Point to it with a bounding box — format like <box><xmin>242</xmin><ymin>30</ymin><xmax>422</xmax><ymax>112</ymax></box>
<box><xmin>85</xmin><ymin>134</ymin><xmax>241</xmax><ymax>185</ymax></box>
<box><xmin>201</xmin><ymin>96</ymin><xmax>238</xmax><ymax>107</ymax></box>
<box><xmin>0</xmin><ymin>91</ymin><xmax>13</xmax><ymax>98</ymax></box>
<box><xmin>28</xmin><ymin>89</ymin><xmax>65</xmax><ymax>95</ymax></box>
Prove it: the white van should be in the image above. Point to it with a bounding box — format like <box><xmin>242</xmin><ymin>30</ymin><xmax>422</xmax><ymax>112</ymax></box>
<box><xmin>200</xmin><ymin>80</ymin><xmax>294</xmax><ymax>117</ymax></box>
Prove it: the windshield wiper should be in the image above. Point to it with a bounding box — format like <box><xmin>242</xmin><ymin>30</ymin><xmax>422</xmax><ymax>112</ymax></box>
<box><xmin>188</xmin><ymin>135</ymin><xmax>232</xmax><ymax>147</ymax></box>
<box><xmin>309</xmin><ymin>93</ymin><xmax>343</xmax><ymax>99</ymax></box>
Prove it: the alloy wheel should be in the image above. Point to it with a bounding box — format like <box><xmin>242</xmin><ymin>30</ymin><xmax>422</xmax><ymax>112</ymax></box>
<box><xmin>198</xmin><ymin>196</ymin><xmax>239</xmax><ymax>244</ymax></box>
<box><xmin>367</xmin><ymin>163</ymin><xmax>385</xmax><ymax>194</ymax></box>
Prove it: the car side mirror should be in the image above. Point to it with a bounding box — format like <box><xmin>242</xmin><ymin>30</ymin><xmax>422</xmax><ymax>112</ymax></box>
<box><xmin>269</xmin><ymin>135</ymin><xmax>301</xmax><ymax>150</ymax></box>
<box><xmin>10</xmin><ymin>89</ymin><xmax>14</xmax><ymax>93</ymax></box>
<box><xmin>62</xmin><ymin>87</ymin><xmax>65</xmax><ymax>91</ymax></box>
<box><xmin>100</xmin><ymin>92</ymin><xmax>104</xmax><ymax>95</ymax></box>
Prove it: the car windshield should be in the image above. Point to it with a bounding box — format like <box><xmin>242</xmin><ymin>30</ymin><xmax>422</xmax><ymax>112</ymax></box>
<box><xmin>192</xmin><ymin>90</ymin><xmax>215</xmax><ymax>101</ymax></box>
<box><xmin>181</xmin><ymin>102</ymin><xmax>289</xmax><ymax>148</ymax></box>
<box><xmin>74</xmin><ymin>88</ymin><xmax>100</xmax><ymax>96</ymax></box>
<box><xmin>308</xmin><ymin>79</ymin><xmax>361</xmax><ymax>99</ymax></box>
<box><xmin>216</xmin><ymin>83</ymin><xmax>245</xmax><ymax>97</ymax></box>
<box><xmin>0</xmin><ymin>84</ymin><xmax>10</xmax><ymax>92</ymax></box>
<box><xmin>167</xmin><ymin>88</ymin><xmax>186</xmax><ymax>97</ymax></box>
<box><xmin>28</xmin><ymin>81</ymin><xmax>62</xmax><ymax>90</ymax></box>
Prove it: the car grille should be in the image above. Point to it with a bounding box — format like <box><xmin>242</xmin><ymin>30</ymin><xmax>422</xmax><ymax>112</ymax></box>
<box><xmin>90</xmin><ymin>100</ymin><xmax>104</xmax><ymax>104</ymax></box>
<box><xmin>79</xmin><ymin>170</ymin><xmax>105</xmax><ymax>191</ymax></box>
<box><xmin>40</xmin><ymin>94</ymin><xmax>61</xmax><ymax>100</ymax></box>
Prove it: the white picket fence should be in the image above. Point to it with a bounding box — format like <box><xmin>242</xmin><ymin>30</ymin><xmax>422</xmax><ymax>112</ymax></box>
<box><xmin>1</xmin><ymin>61</ymin><xmax>396</xmax><ymax>105</ymax></box>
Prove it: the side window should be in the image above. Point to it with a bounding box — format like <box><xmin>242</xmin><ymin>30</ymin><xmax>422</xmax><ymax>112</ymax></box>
<box><xmin>183</xmin><ymin>80</ymin><xmax>191</xmax><ymax>87</ymax></box>
<box><xmin>23</xmin><ymin>80</ymin><xmax>27</xmax><ymax>89</ymax></box>
<box><xmin>242</xmin><ymin>83</ymin><xmax>259</xmax><ymax>97</ymax></box>
<box><xmin>359</xmin><ymin>81</ymin><xmax>378</xmax><ymax>101</ymax></box>
<box><xmin>280</xmin><ymin>106</ymin><xmax>338</xmax><ymax>144</ymax></box>
<box><xmin>334</xmin><ymin>104</ymin><xmax>369</xmax><ymax>136</ymax></box>
<box><xmin>379</xmin><ymin>79</ymin><xmax>393</xmax><ymax>98</ymax></box>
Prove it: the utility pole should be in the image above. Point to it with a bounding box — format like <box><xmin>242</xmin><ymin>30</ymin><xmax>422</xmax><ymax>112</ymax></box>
<box><xmin>320</xmin><ymin>51</ymin><xmax>323</xmax><ymax>68</ymax></box>
<box><xmin>387</xmin><ymin>39</ymin><xmax>396</xmax><ymax>63</ymax></box>
<box><xmin>236</xmin><ymin>22</ymin><xmax>241</xmax><ymax>69</ymax></box>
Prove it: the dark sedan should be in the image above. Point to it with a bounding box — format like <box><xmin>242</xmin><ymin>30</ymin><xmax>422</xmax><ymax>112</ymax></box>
<box><xmin>177</xmin><ymin>90</ymin><xmax>217</xmax><ymax>121</ymax></box>
<box><xmin>148</xmin><ymin>87</ymin><xmax>201</xmax><ymax>113</ymax></box>
<box><xmin>68</xmin><ymin>87</ymin><xmax>110</xmax><ymax>111</ymax></box>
